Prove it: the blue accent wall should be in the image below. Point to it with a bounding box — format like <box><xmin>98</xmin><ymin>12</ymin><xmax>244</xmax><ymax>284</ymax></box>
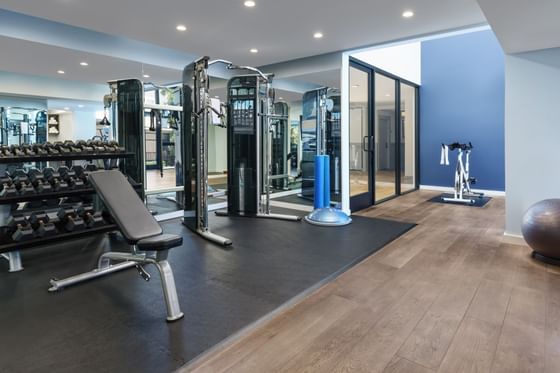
<box><xmin>420</xmin><ymin>30</ymin><xmax>505</xmax><ymax>191</ymax></box>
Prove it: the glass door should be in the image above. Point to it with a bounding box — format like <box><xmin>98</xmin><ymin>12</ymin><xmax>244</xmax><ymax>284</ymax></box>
<box><xmin>349</xmin><ymin>65</ymin><xmax>373</xmax><ymax>211</ymax></box>
<box><xmin>349</xmin><ymin>58</ymin><xmax>419</xmax><ymax>211</ymax></box>
<box><xmin>400</xmin><ymin>83</ymin><xmax>417</xmax><ymax>193</ymax></box>
<box><xmin>374</xmin><ymin>73</ymin><xmax>397</xmax><ymax>202</ymax></box>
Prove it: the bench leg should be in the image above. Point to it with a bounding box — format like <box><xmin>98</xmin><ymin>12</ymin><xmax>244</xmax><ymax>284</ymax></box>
<box><xmin>49</xmin><ymin>247</ymin><xmax>183</xmax><ymax>322</ymax></box>
<box><xmin>1</xmin><ymin>251</ymin><xmax>23</xmax><ymax>272</ymax></box>
<box><xmin>152</xmin><ymin>258</ymin><xmax>184</xmax><ymax>322</ymax></box>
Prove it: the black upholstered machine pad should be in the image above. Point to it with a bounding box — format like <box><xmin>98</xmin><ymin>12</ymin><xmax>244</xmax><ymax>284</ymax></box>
<box><xmin>88</xmin><ymin>170</ymin><xmax>163</xmax><ymax>242</ymax></box>
<box><xmin>137</xmin><ymin>233</ymin><xmax>183</xmax><ymax>251</ymax></box>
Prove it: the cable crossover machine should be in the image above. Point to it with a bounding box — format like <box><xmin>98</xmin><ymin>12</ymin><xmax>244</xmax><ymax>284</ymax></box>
<box><xmin>213</xmin><ymin>61</ymin><xmax>301</xmax><ymax>221</ymax></box>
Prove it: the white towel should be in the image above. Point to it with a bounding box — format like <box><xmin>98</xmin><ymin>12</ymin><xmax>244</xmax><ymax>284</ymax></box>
<box><xmin>440</xmin><ymin>145</ymin><xmax>449</xmax><ymax>166</ymax></box>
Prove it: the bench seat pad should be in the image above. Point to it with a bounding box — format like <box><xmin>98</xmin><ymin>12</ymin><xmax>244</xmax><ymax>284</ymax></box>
<box><xmin>137</xmin><ymin>233</ymin><xmax>183</xmax><ymax>251</ymax></box>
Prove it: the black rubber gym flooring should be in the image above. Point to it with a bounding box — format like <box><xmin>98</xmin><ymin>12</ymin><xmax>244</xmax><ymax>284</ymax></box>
<box><xmin>0</xmin><ymin>208</ymin><xmax>414</xmax><ymax>373</ymax></box>
<box><xmin>429</xmin><ymin>193</ymin><xmax>491</xmax><ymax>207</ymax></box>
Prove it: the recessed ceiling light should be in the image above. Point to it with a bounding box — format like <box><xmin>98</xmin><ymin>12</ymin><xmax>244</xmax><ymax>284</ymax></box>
<box><xmin>78</xmin><ymin>104</ymin><xmax>84</xmax><ymax>108</ymax></box>
<box><xmin>250</xmin><ymin>48</ymin><xmax>259</xmax><ymax>53</ymax></box>
<box><xmin>80</xmin><ymin>62</ymin><xmax>88</xmax><ymax>66</ymax></box>
<box><xmin>402</xmin><ymin>10</ymin><xmax>414</xmax><ymax>18</ymax></box>
<box><xmin>385</xmin><ymin>93</ymin><xmax>391</xmax><ymax>97</ymax></box>
<box><xmin>313</xmin><ymin>32</ymin><xmax>323</xmax><ymax>39</ymax></box>
<box><xmin>143</xmin><ymin>74</ymin><xmax>150</xmax><ymax>78</ymax></box>
<box><xmin>64</xmin><ymin>107</ymin><xmax>70</xmax><ymax>110</ymax></box>
<box><xmin>214</xmin><ymin>96</ymin><xmax>220</xmax><ymax>98</ymax></box>
<box><xmin>244</xmin><ymin>1</ymin><xmax>256</xmax><ymax>7</ymax></box>
<box><xmin>279</xmin><ymin>97</ymin><xmax>284</xmax><ymax>100</ymax></box>
<box><xmin>57</xmin><ymin>70</ymin><xmax>65</xmax><ymax>74</ymax></box>
<box><xmin>176</xmin><ymin>24</ymin><xmax>187</xmax><ymax>31</ymax></box>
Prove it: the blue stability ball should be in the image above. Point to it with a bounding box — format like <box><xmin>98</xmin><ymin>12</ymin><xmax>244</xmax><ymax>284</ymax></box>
<box><xmin>522</xmin><ymin>199</ymin><xmax>560</xmax><ymax>262</ymax></box>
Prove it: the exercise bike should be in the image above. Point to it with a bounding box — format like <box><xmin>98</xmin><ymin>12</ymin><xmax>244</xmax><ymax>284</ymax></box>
<box><xmin>440</xmin><ymin>142</ymin><xmax>483</xmax><ymax>204</ymax></box>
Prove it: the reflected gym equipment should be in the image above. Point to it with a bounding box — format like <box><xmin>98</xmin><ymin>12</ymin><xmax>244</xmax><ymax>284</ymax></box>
<box><xmin>271</xmin><ymin>102</ymin><xmax>290</xmax><ymax>190</ymax></box>
<box><xmin>182</xmin><ymin>56</ymin><xmax>232</xmax><ymax>246</ymax></box>
<box><xmin>522</xmin><ymin>199</ymin><xmax>560</xmax><ymax>265</ymax></box>
<box><xmin>304</xmin><ymin>88</ymin><xmax>351</xmax><ymax>227</ymax></box>
<box><xmin>300</xmin><ymin>88</ymin><xmax>342</xmax><ymax>201</ymax></box>
<box><xmin>216</xmin><ymin>66</ymin><xmax>300</xmax><ymax>222</ymax></box>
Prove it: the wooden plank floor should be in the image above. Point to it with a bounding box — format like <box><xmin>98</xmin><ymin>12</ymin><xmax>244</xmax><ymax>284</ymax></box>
<box><xmin>182</xmin><ymin>190</ymin><xmax>559</xmax><ymax>373</ymax></box>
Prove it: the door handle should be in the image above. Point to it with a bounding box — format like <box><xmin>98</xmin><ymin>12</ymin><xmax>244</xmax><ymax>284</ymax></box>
<box><xmin>362</xmin><ymin>136</ymin><xmax>369</xmax><ymax>152</ymax></box>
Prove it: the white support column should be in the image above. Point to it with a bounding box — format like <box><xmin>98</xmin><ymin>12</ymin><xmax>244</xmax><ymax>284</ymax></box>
<box><xmin>340</xmin><ymin>53</ymin><xmax>351</xmax><ymax>214</ymax></box>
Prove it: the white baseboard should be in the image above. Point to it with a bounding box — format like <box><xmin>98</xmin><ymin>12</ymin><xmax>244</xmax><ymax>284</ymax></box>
<box><xmin>420</xmin><ymin>185</ymin><xmax>505</xmax><ymax>197</ymax></box>
<box><xmin>502</xmin><ymin>232</ymin><xmax>527</xmax><ymax>246</ymax></box>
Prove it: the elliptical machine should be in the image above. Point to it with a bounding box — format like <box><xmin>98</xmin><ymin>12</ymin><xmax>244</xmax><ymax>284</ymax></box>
<box><xmin>440</xmin><ymin>142</ymin><xmax>483</xmax><ymax>204</ymax></box>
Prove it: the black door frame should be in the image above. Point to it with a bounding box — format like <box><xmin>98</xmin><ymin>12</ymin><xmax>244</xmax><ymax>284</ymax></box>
<box><xmin>349</xmin><ymin>57</ymin><xmax>420</xmax><ymax>211</ymax></box>
<box><xmin>348</xmin><ymin>62</ymin><xmax>374</xmax><ymax>211</ymax></box>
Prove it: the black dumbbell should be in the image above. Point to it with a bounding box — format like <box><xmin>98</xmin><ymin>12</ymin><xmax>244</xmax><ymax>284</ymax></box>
<box><xmin>0</xmin><ymin>174</ymin><xmax>17</xmax><ymax>198</ymax></box>
<box><xmin>32</xmin><ymin>144</ymin><xmax>49</xmax><ymax>156</ymax></box>
<box><xmin>75</xmin><ymin>140</ymin><xmax>94</xmax><ymax>153</ymax></box>
<box><xmin>43</xmin><ymin>167</ymin><xmax>69</xmax><ymax>191</ymax></box>
<box><xmin>72</xmin><ymin>164</ymin><xmax>98</xmax><ymax>185</ymax></box>
<box><xmin>20</xmin><ymin>144</ymin><xmax>35</xmax><ymax>156</ymax></box>
<box><xmin>28</xmin><ymin>168</ymin><xmax>53</xmax><ymax>193</ymax></box>
<box><xmin>77</xmin><ymin>204</ymin><xmax>105</xmax><ymax>228</ymax></box>
<box><xmin>57</xmin><ymin>207</ymin><xmax>86</xmax><ymax>232</ymax></box>
<box><xmin>10</xmin><ymin>169</ymin><xmax>35</xmax><ymax>195</ymax></box>
<box><xmin>44</xmin><ymin>142</ymin><xmax>60</xmax><ymax>155</ymax></box>
<box><xmin>58</xmin><ymin>166</ymin><xmax>85</xmax><ymax>189</ymax></box>
<box><xmin>8</xmin><ymin>215</ymin><xmax>35</xmax><ymax>242</ymax></box>
<box><xmin>0</xmin><ymin>145</ymin><xmax>11</xmax><ymax>157</ymax></box>
<box><xmin>64</xmin><ymin>140</ymin><xmax>82</xmax><ymax>153</ymax></box>
<box><xmin>106</xmin><ymin>141</ymin><xmax>126</xmax><ymax>153</ymax></box>
<box><xmin>29</xmin><ymin>211</ymin><xmax>57</xmax><ymax>238</ymax></box>
<box><xmin>54</xmin><ymin>141</ymin><xmax>72</xmax><ymax>154</ymax></box>
<box><xmin>10</xmin><ymin>145</ymin><xmax>24</xmax><ymax>157</ymax></box>
<box><xmin>87</xmin><ymin>139</ymin><xmax>107</xmax><ymax>152</ymax></box>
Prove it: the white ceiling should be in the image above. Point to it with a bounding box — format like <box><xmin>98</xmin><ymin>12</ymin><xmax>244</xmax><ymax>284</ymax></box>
<box><xmin>0</xmin><ymin>36</ymin><xmax>181</xmax><ymax>84</ymax></box>
<box><xmin>0</xmin><ymin>0</ymin><xmax>486</xmax><ymax>66</ymax></box>
<box><xmin>477</xmin><ymin>0</ymin><xmax>560</xmax><ymax>53</ymax></box>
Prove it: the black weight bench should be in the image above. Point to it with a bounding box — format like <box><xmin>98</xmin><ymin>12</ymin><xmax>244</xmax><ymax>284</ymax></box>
<box><xmin>48</xmin><ymin>169</ymin><xmax>184</xmax><ymax>322</ymax></box>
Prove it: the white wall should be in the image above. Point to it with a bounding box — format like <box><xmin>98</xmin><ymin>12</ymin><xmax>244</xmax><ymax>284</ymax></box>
<box><xmin>505</xmin><ymin>48</ymin><xmax>560</xmax><ymax>236</ymax></box>
<box><xmin>49</xmin><ymin>112</ymin><xmax>73</xmax><ymax>142</ymax></box>
<box><xmin>208</xmin><ymin>125</ymin><xmax>227</xmax><ymax>173</ymax></box>
<box><xmin>72</xmin><ymin>111</ymin><xmax>97</xmax><ymax>140</ymax></box>
<box><xmin>351</xmin><ymin>42</ymin><xmax>421</xmax><ymax>85</ymax></box>
<box><xmin>48</xmin><ymin>111</ymin><xmax>97</xmax><ymax>142</ymax></box>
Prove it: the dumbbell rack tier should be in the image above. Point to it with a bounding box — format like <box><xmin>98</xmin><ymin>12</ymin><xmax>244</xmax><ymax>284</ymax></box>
<box><xmin>0</xmin><ymin>151</ymin><xmax>136</xmax><ymax>272</ymax></box>
<box><xmin>0</xmin><ymin>224</ymin><xmax>118</xmax><ymax>254</ymax></box>
<box><xmin>0</xmin><ymin>152</ymin><xmax>135</xmax><ymax>164</ymax></box>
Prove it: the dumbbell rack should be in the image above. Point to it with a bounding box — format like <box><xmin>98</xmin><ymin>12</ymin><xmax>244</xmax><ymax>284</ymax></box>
<box><xmin>0</xmin><ymin>150</ymin><xmax>135</xmax><ymax>272</ymax></box>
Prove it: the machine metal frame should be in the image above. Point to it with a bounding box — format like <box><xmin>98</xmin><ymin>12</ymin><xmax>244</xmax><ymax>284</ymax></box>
<box><xmin>48</xmin><ymin>244</ymin><xmax>183</xmax><ymax>322</ymax></box>
<box><xmin>182</xmin><ymin>57</ymin><xmax>232</xmax><ymax>246</ymax></box>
